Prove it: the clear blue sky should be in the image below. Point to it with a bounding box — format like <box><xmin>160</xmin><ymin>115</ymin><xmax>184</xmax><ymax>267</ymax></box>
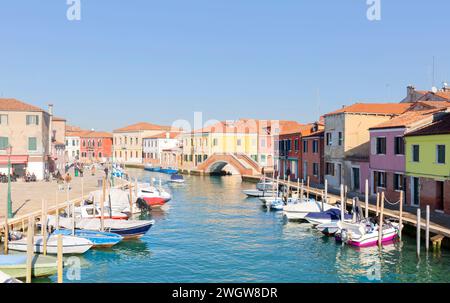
<box><xmin>1</xmin><ymin>0</ymin><xmax>449</xmax><ymax>131</ymax></box>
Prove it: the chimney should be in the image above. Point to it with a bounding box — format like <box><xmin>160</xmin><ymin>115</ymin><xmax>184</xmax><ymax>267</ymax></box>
<box><xmin>166</xmin><ymin>132</ymin><xmax>170</xmax><ymax>139</ymax></box>
<box><xmin>407</xmin><ymin>85</ymin><xmax>415</xmax><ymax>97</ymax></box>
<box><xmin>48</xmin><ymin>104</ymin><xmax>54</xmax><ymax>116</ymax></box>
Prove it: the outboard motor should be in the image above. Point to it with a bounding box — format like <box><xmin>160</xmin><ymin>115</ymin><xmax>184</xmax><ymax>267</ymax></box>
<box><xmin>340</xmin><ymin>229</ymin><xmax>349</xmax><ymax>243</ymax></box>
<box><xmin>136</xmin><ymin>197</ymin><xmax>150</xmax><ymax>212</ymax></box>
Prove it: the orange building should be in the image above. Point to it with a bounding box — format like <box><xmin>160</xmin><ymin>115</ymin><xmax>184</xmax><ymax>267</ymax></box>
<box><xmin>80</xmin><ymin>131</ymin><xmax>113</xmax><ymax>163</ymax></box>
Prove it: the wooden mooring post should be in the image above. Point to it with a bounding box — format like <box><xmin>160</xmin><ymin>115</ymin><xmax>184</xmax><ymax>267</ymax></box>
<box><xmin>376</xmin><ymin>192</ymin><xmax>380</xmax><ymax>216</ymax></box>
<box><xmin>378</xmin><ymin>192</ymin><xmax>385</xmax><ymax>247</ymax></box>
<box><xmin>426</xmin><ymin>205</ymin><xmax>430</xmax><ymax>251</ymax></box>
<box><xmin>57</xmin><ymin>234</ymin><xmax>63</xmax><ymax>283</ymax></box>
<box><xmin>101</xmin><ymin>177</ymin><xmax>106</xmax><ymax>232</ymax></box>
<box><xmin>26</xmin><ymin>217</ymin><xmax>34</xmax><ymax>283</ymax></box>
<box><xmin>365</xmin><ymin>179</ymin><xmax>369</xmax><ymax>219</ymax></box>
<box><xmin>340</xmin><ymin>184</ymin><xmax>345</xmax><ymax>221</ymax></box>
<box><xmin>306</xmin><ymin>177</ymin><xmax>310</xmax><ymax>201</ymax></box>
<box><xmin>417</xmin><ymin>208</ymin><xmax>421</xmax><ymax>258</ymax></box>
<box><xmin>399</xmin><ymin>190</ymin><xmax>404</xmax><ymax>240</ymax></box>
<box><xmin>41</xmin><ymin>199</ymin><xmax>48</xmax><ymax>256</ymax></box>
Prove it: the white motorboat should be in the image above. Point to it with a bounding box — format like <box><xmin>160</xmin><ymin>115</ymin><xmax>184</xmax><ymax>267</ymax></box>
<box><xmin>75</xmin><ymin>204</ymin><xmax>129</xmax><ymax>220</ymax></box>
<box><xmin>242</xmin><ymin>189</ymin><xmax>277</xmax><ymax>198</ymax></box>
<box><xmin>335</xmin><ymin>219</ymin><xmax>400</xmax><ymax>247</ymax></box>
<box><xmin>47</xmin><ymin>216</ymin><xmax>155</xmax><ymax>239</ymax></box>
<box><xmin>282</xmin><ymin>199</ymin><xmax>338</xmax><ymax>220</ymax></box>
<box><xmin>8</xmin><ymin>235</ymin><xmax>93</xmax><ymax>254</ymax></box>
<box><xmin>256</xmin><ymin>180</ymin><xmax>275</xmax><ymax>191</ymax></box>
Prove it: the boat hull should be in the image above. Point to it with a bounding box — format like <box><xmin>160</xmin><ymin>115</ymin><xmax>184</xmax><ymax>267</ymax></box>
<box><xmin>8</xmin><ymin>235</ymin><xmax>93</xmax><ymax>255</ymax></box>
<box><xmin>0</xmin><ymin>255</ymin><xmax>58</xmax><ymax>279</ymax></box>
<box><xmin>52</xmin><ymin>229</ymin><xmax>123</xmax><ymax>248</ymax></box>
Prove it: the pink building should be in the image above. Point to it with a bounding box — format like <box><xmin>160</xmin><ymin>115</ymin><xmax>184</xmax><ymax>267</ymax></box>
<box><xmin>369</xmin><ymin>101</ymin><xmax>449</xmax><ymax>201</ymax></box>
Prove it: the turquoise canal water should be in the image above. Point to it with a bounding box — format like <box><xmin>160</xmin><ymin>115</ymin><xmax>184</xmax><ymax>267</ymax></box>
<box><xmin>36</xmin><ymin>169</ymin><xmax>450</xmax><ymax>282</ymax></box>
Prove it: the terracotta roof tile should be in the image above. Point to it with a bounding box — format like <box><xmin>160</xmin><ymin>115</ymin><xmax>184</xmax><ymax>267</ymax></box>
<box><xmin>0</xmin><ymin>98</ymin><xmax>45</xmax><ymax>112</ymax></box>
<box><xmin>81</xmin><ymin>131</ymin><xmax>113</xmax><ymax>138</ymax></box>
<box><xmin>324</xmin><ymin>103</ymin><xmax>411</xmax><ymax>117</ymax></box>
<box><xmin>143</xmin><ymin>132</ymin><xmax>180</xmax><ymax>139</ymax></box>
<box><xmin>114</xmin><ymin>122</ymin><xmax>172</xmax><ymax>133</ymax></box>
<box><xmin>405</xmin><ymin>113</ymin><xmax>450</xmax><ymax>137</ymax></box>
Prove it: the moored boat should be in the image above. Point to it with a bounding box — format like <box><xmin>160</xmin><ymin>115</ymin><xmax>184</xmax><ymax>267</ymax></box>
<box><xmin>52</xmin><ymin>229</ymin><xmax>123</xmax><ymax>248</ymax></box>
<box><xmin>282</xmin><ymin>199</ymin><xmax>338</xmax><ymax>220</ymax></box>
<box><xmin>305</xmin><ymin>208</ymin><xmax>353</xmax><ymax>225</ymax></box>
<box><xmin>8</xmin><ymin>235</ymin><xmax>93</xmax><ymax>254</ymax></box>
<box><xmin>0</xmin><ymin>254</ymin><xmax>58</xmax><ymax>279</ymax></box>
<box><xmin>335</xmin><ymin>219</ymin><xmax>400</xmax><ymax>247</ymax></box>
<box><xmin>160</xmin><ymin>167</ymin><xmax>178</xmax><ymax>174</ymax></box>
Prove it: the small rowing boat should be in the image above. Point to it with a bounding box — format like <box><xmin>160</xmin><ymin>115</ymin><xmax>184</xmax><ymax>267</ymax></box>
<box><xmin>168</xmin><ymin>174</ymin><xmax>185</xmax><ymax>183</ymax></box>
<box><xmin>8</xmin><ymin>235</ymin><xmax>93</xmax><ymax>254</ymax></box>
<box><xmin>0</xmin><ymin>254</ymin><xmax>57</xmax><ymax>279</ymax></box>
<box><xmin>52</xmin><ymin>229</ymin><xmax>123</xmax><ymax>248</ymax></box>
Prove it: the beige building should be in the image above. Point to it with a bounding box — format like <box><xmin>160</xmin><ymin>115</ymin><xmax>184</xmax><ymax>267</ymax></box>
<box><xmin>50</xmin><ymin>115</ymin><xmax>67</xmax><ymax>173</ymax></box>
<box><xmin>113</xmin><ymin>122</ymin><xmax>171</xmax><ymax>164</ymax></box>
<box><xmin>0</xmin><ymin>98</ymin><xmax>52</xmax><ymax>180</ymax></box>
<box><xmin>323</xmin><ymin>103</ymin><xmax>411</xmax><ymax>191</ymax></box>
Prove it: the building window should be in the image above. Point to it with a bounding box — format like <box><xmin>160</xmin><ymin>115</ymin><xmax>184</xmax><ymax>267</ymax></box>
<box><xmin>437</xmin><ymin>145</ymin><xmax>446</xmax><ymax>164</ymax></box>
<box><xmin>98</xmin><ymin>140</ymin><xmax>102</xmax><ymax>147</ymax></box>
<box><xmin>325</xmin><ymin>162</ymin><xmax>334</xmax><ymax>176</ymax></box>
<box><xmin>26</xmin><ymin>115</ymin><xmax>39</xmax><ymax>125</ymax></box>
<box><xmin>376</xmin><ymin>137</ymin><xmax>386</xmax><ymax>155</ymax></box>
<box><xmin>136</xmin><ymin>138</ymin><xmax>138</xmax><ymax>145</ymax></box>
<box><xmin>412</xmin><ymin>145</ymin><xmax>420</xmax><ymax>162</ymax></box>
<box><xmin>261</xmin><ymin>138</ymin><xmax>266</xmax><ymax>147</ymax></box>
<box><xmin>326</xmin><ymin>133</ymin><xmax>332</xmax><ymax>146</ymax></box>
<box><xmin>130</xmin><ymin>138</ymin><xmax>133</xmax><ymax>145</ymax></box>
<box><xmin>394</xmin><ymin>136</ymin><xmax>405</xmax><ymax>155</ymax></box>
<box><xmin>28</xmin><ymin>137</ymin><xmax>37</xmax><ymax>151</ymax></box>
<box><xmin>294</xmin><ymin>139</ymin><xmax>299</xmax><ymax>151</ymax></box>
<box><xmin>312</xmin><ymin>140</ymin><xmax>319</xmax><ymax>153</ymax></box>
<box><xmin>213</xmin><ymin>138</ymin><xmax>218</xmax><ymax>146</ymax></box>
<box><xmin>99</xmin><ymin>152</ymin><xmax>102</xmax><ymax>158</ymax></box>
<box><xmin>237</xmin><ymin>139</ymin><xmax>242</xmax><ymax>146</ymax></box>
<box><xmin>313</xmin><ymin>163</ymin><xmax>319</xmax><ymax>177</ymax></box>
<box><xmin>302</xmin><ymin>140</ymin><xmax>307</xmax><ymax>153</ymax></box>
<box><xmin>338</xmin><ymin>132</ymin><xmax>343</xmax><ymax>146</ymax></box>
<box><xmin>0</xmin><ymin>137</ymin><xmax>9</xmax><ymax>150</ymax></box>
<box><xmin>374</xmin><ymin>171</ymin><xmax>386</xmax><ymax>188</ymax></box>
<box><xmin>0</xmin><ymin>114</ymin><xmax>8</xmax><ymax>125</ymax></box>
<box><xmin>394</xmin><ymin>173</ymin><xmax>404</xmax><ymax>191</ymax></box>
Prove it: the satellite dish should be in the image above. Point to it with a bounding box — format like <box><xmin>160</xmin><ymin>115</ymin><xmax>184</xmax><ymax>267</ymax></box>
<box><xmin>431</xmin><ymin>86</ymin><xmax>438</xmax><ymax>93</ymax></box>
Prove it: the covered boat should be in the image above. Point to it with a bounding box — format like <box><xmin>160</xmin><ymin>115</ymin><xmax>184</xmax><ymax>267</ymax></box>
<box><xmin>52</xmin><ymin>229</ymin><xmax>123</xmax><ymax>248</ymax></box>
<box><xmin>0</xmin><ymin>254</ymin><xmax>57</xmax><ymax>279</ymax></box>
<box><xmin>168</xmin><ymin>174</ymin><xmax>185</xmax><ymax>183</ymax></box>
<box><xmin>282</xmin><ymin>199</ymin><xmax>338</xmax><ymax>220</ymax></box>
<box><xmin>305</xmin><ymin>208</ymin><xmax>353</xmax><ymax>225</ymax></box>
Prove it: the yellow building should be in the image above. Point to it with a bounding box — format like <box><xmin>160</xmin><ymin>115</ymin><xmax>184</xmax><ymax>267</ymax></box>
<box><xmin>181</xmin><ymin>120</ymin><xmax>259</xmax><ymax>168</ymax></box>
<box><xmin>113</xmin><ymin>122</ymin><xmax>171</xmax><ymax>164</ymax></box>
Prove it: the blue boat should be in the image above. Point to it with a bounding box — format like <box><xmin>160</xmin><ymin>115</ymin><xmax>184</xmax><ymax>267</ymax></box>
<box><xmin>160</xmin><ymin>167</ymin><xmax>178</xmax><ymax>174</ymax></box>
<box><xmin>144</xmin><ymin>165</ymin><xmax>161</xmax><ymax>172</ymax></box>
<box><xmin>305</xmin><ymin>208</ymin><xmax>352</xmax><ymax>225</ymax></box>
<box><xmin>52</xmin><ymin>229</ymin><xmax>123</xmax><ymax>248</ymax></box>
<box><xmin>168</xmin><ymin>174</ymin><xmax>185</xmax><ymax>183</ymax></box>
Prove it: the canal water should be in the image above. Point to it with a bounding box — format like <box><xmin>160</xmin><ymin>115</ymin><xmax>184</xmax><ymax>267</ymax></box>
<box><xmin>38</xmin><ymin>169</ymin><xmax>450</xmax><ymax>282</ymax></box>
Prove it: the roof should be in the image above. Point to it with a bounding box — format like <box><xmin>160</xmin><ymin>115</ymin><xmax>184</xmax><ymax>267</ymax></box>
<box><xmin>80</xmin><ymin>131</ymin><xmax>113</xmax><ymax>138</ymax></box>
<box><xmin>143</xmin><ymin>132</ymin><xmax>180</xmax><ymax>139</ymax></box>
<box><xmin>280</xmin><ymin>123</ymin><xmax>313</xmax><ymax>136</ymax></box>
<box><xmin>114</xmin><ymin>122</ymin><xmax>172</xmax><ymax>133</ymax></box>
<box><xmin>370</xmin><ymin>101</ymin><xmax>450</xmax><ymax>130</ymax></box>
<box><xmin>324</xmin><ymin>103</ymin><xmax>411</xmax><ymax>117</ymax></box>
<box><xmin>0</xmin><ymin>98</ymin><xmax>45</xmax><ymax>112</ymax></box>
<box><xmin>52</xmin><ymin>116</ymin><xmax>66</xmax><ymax>122</ymax></box>
<box><xmin>405</xmin><ymin>113</ymin><xmax>450</xmax><ymax>137</ymax></box>
<box><xmin>191</xmin><ymin>119</ymin><xmax>304</xmax><ymax>135</ymax></box>
<box><xmin>302</xmin><ymin>130</ymin><xmax>325</xmax><ymax>139</ymax></box>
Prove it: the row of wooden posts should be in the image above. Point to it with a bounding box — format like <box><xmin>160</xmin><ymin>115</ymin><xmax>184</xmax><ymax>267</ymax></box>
<box><xmin>267</xmin><ymin>175</ymin><xmax>438</xmax><ymax>257</ymax></box>
<box><xmin>1</xmin><ymin>174</ymin><xmax>140</xmax><ymax>283</ymax></box>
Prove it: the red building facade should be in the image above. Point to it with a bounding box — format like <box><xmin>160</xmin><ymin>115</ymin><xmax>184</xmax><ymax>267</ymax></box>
<box><xmin>80</xmin><ymin>131</ymin><xmax>113</xmax><ymax>163</ymax></box>
<box><xmin>301</xmin><ymin>126</ymin><xmax>325</xmax><ymax>185</ymax></box>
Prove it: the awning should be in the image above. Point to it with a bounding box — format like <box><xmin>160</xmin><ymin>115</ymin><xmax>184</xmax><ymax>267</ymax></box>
<box><xmin>0</xmin><ymin>155</ymin><xmax>29</xmax><ymax>165</ymax></box>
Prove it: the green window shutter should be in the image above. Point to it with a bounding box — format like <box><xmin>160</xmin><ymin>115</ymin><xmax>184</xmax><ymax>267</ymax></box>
<box><xmin>0</xmin><ymin>137</ymin><xmax>8</xmax><ymax>150</ymax></box>
<box><xmin>28</xmin><ymin>137</ymin><xmax>37</xmax><ymax>151</ymax></box>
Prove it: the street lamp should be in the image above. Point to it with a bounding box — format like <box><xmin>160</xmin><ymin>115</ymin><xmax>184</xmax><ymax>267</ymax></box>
<box><xmin>6</xmin><ymin>144</ymin><xmax>13</xmax><ymax>218</ymax></box>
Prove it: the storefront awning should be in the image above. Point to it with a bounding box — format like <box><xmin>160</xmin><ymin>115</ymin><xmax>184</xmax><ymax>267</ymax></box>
<box><xmin>0</xmin><ymin>155</ymin><xmax>29</xmax><ymax>165</ymax></box>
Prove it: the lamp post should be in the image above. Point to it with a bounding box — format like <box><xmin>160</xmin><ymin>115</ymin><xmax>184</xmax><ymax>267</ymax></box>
<box><xmin>6</xmin><ymin>144</ymin><xmax>13</xmax><ymax>218</ymax></box>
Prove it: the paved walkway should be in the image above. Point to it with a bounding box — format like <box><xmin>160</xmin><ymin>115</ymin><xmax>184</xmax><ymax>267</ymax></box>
<box><xmin>0</xmin><ymin>170</ymin><xmax>108</xmax><ymax>222</ymax></box>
